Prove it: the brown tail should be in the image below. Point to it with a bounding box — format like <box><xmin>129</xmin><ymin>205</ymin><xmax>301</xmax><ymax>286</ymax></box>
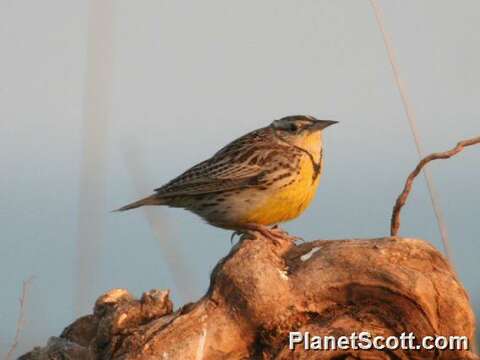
<box><xmin>113</xmin><ymin>194</ymin><xmax>162</xmax><ymax>212</ymax></box>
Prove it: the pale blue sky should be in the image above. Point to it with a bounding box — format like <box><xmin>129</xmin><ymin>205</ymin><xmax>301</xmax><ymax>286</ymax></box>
<box><xmin>1</xmin><ymin>1</ymin><xmax>479</xmax><ymax>356</ymax></box>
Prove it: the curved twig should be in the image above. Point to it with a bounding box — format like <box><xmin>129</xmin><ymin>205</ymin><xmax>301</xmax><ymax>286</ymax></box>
<box><xmin>391</xmin><ymin>136</ymin><xmax>480</xmax><ymax>237</ymax></box>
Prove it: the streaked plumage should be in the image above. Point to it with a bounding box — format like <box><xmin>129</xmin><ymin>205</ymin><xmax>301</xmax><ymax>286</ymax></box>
<box><xmin>116</xmin><ymin>115</ymin><xmax>337</xmax><ymax>239</ymax></box>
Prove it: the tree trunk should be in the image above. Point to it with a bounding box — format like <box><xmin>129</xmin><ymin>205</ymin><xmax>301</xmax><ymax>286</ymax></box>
<box><xmin>20</xmin><ymin>236</ymin><xmax>477</xmax><ymax>359</ymax></box>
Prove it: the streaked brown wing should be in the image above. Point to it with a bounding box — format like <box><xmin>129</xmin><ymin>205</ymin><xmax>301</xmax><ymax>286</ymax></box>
<box><xmin>154</xmin><ymin>126</ymin><xmax>290</xmax><ymax>198</ymax></box>
<box><xmin>154</xmin><ymin>161</ymin><xmax>264</xmax><ymax>197</ymax></box>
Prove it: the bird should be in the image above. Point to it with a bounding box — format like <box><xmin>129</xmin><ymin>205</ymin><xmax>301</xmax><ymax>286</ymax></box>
<box><xmin>116</xmin><ymin>115</ymin><xmax>337</xmax><ymax>241</ymax></box>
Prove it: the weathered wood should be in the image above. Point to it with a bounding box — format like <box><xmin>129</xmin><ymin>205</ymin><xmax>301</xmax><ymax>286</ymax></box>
<box><xmin>20</xmin><ymin>236</ymin><xmax>477</xmax><ymax>359</ymax></box>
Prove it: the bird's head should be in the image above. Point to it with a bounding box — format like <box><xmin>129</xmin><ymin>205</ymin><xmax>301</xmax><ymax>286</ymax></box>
<box><xmin>271</xmin><ymin>115</ymin><xmax>337</xmax><ymax>154</ymax></box>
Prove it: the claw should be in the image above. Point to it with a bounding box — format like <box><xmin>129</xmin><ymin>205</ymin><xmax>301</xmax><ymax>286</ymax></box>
<box><xmin>230</xmin><ymin>230</ymin><xmax>256</xmax><ymax>245</ymax></box>
<box><xmin>294</xmin><ymin>237</ymin><xmax>305</xmax><ymax>245</ymax></box>
<box><xmin>230</xmin><ymin>231</ymin><xmax>240</xmax><ymax>245</ymax></box>
<box><xmin>269</xmin><ymin>226</ymin><xmax>301</xmax><ymax>243</ymax></box>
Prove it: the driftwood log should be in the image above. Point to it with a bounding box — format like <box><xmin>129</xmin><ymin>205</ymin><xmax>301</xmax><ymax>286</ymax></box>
<box><xmin>20</xmin><ymin>235</ymin><xmax>477</xmax><ymax>359</ymax></box>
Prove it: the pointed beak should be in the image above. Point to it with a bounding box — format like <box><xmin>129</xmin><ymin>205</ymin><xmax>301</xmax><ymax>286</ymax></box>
<box><xmin>310</xmin><ymin>119</ymin><xmax>338</xmax><ymax>131</ymax></box>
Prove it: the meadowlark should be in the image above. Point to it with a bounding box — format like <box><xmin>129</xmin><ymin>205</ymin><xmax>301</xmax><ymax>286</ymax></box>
<box><xmin>116</xmin><ymin>115</ymin><xmax>337</xmax><ymax>241</ymax></box>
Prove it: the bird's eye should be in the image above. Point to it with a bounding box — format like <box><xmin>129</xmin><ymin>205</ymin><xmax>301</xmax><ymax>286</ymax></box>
<box><xmin>288</xmin><ymin>123</ymin><xmax>298</xmax><ymax>132</ymax></box>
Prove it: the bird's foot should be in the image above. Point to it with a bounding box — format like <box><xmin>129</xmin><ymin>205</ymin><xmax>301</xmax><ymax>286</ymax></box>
<box><xmin>239</xmin><ymin>224</ymin><xmax>296</xmax><ymax>246</ymax></box>
<box><xmin>270</xmin><ymin>225</ymin><xmax>304</xmax><ymax>244</ymax></box>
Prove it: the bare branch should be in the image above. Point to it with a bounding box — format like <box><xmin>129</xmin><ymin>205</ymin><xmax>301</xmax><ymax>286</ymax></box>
<box><xmin>391</xmin><ymin>136</ymin><xmax>480</xmax><ymax>237</ymax></box>
<box><xmin>5</xmin><ymin>276</ymin><xmax>34</xmax><ymax>360</ymax></box>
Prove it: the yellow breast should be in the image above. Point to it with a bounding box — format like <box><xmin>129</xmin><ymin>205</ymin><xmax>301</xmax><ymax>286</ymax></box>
<box><xmin>241</xmin><ymin>155</ymin><xmax>321</xmax><ymax>225</ymax></box>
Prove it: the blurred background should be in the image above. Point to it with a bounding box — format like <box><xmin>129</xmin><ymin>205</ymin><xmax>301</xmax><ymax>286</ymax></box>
<box><xmin>1</xmin><ymin>0</ymin><xmax>478</xmax><ymax>357</ymax></box>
